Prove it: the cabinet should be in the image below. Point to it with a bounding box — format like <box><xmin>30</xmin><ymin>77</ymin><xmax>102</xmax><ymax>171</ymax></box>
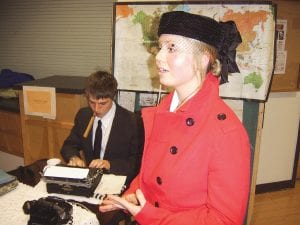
<box><xmin>240</xmin><ymin>94</ymin><xmax>299</xmax><ymax>223</ymax></box>
<box><xmin>256</xmin><ymin>92</ymin><xmax>300</xmax><ymax>188</ymax></box>
<box><xmin>17</xmin><ymin>76</ymin><xmax>88</xmax><ymax>165</ymax></box>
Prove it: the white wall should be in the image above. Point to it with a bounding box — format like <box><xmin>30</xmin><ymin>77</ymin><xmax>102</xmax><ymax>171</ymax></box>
<box><xmin>256</xmin><ymin>91</ymin><xmax>300</xmax><ymax>184</ymax></box>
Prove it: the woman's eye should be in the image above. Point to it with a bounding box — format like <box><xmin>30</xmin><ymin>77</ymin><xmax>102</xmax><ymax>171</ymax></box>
<box><xmin>168</xmin><ymin>47</ymin><xmax>175</xmax><ymax>52</ymax></box>
<box><xmin>168</xmin><ymin>44</ymin><xmax>176</xmax><ymax>53</ymax></box>
<box><xmin>157</xmin><ymin>43</ymin><xmax>178</xmax><ymax>53</ymax></box>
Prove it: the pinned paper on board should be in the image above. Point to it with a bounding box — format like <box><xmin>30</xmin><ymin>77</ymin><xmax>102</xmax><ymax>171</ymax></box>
<box><xmin>274</xmin><ymin>19</ymin><xmax>288</xmax><ymax>75</ymax></box>
<box><xmin>23</xmin><ymin>86</ymin><xmax>56</xmax><ymax>119</ymax></box>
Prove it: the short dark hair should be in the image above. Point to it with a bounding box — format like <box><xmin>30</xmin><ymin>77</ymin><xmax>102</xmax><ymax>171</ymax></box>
<box><xmin>85</xmin><ymin>70</ymin><xmax>118</xmax><ymax>99</ymax></box>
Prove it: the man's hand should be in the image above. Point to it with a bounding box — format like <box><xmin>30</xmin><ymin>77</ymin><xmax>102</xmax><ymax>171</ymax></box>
<box><xmin>89</xmin><ymin>159</ymin><xmax>111</xmax><ymax>170</ymax></box>
<box><xmin>68</xmin><ymin>156</ymin><xmax>86</xmax><ymax>167</ymax></box>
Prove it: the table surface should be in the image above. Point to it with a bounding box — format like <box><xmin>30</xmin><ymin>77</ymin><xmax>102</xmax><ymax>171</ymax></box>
<box><xmin>14</xmin><ymin>75</ymin><xmax>87</xmax><ymax>94</ymax></box>
<box><xmin>8</xmin><ymin>159</ymin><xmax>128</xmax><ymax>225</ymax></box>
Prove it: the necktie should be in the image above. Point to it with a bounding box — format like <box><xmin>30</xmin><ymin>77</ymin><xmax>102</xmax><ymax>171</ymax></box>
<box><xmin>93</xmin><ymin>120</ymin><xmax>102</xmax><ymax>159</ymax></box>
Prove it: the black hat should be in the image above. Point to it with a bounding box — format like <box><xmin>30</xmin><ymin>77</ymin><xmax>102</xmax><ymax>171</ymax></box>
<box><xmin>158</xmin><ymin>11</ymin><xmax>242</xmax><ymax>84</ymax></box>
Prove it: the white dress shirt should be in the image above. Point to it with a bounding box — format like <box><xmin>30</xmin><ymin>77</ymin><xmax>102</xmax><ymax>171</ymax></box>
<box><xmin>170</xmin><ymin>91</ymin><xmax>180</xmax><ymax>112</ymax></box>
<box><xmin>92</xmin><ymin>102</ymin><xmax>116</xmax><ymax>159</ymax></box>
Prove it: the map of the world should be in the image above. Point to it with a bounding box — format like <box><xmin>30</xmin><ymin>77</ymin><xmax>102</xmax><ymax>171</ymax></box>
<box><xmin>113</xmin><ymin>2</ymin><xmax>276</xmax><ymax>100</ymax></box>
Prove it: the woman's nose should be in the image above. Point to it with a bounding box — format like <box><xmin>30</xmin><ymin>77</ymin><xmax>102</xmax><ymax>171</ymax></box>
<box><xmin>156</xmin><ymin>48</ymin><xmax>166</xmax><ymax>64</ymax></box>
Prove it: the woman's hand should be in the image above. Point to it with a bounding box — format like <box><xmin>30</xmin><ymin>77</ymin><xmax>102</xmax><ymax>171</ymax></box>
<box><xmin>99</xmin><ymin>189</ymin><xmax>146</xmax><ymax>216</ymax></box>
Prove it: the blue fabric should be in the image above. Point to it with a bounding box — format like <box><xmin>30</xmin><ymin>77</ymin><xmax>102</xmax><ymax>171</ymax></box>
<box><xmin>0</xmin><ymin>69</ymin><xmax>34</xmax><ymax>88</ymax></box>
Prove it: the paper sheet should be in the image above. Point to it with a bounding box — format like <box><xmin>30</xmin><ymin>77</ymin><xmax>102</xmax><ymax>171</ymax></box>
<box><xmin>43</xmin><ymin>166</ymin><xmax>89</xmax><ymax>179</ymax></box>
<box><xmin>94</xmin><ymin>174</ymin><xmax>126</xmax><ymax>195</ymax></box>
<box><xmin>23</xmin><ymin>86</ymin><xmax>56</xmax><ymax>119</ymax></box>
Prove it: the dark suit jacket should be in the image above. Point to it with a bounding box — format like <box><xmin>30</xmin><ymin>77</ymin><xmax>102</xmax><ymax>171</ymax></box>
<box><xmin>60</xmin><ymin>104</ymin><xmax>144</xmax><ymax>184</ymax></box>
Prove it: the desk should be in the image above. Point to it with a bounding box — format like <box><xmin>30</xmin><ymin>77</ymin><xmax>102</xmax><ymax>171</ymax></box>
<box><xmin>0</xmin><ymin>98</ymin><xmax>23</xmax><ymax>157</ymax></box>
<box><xmin>15</xmin><ymin>75</ymin><xmax>88</xmax><ymax>165</ymax></box>
<box><xmin>8</xmin><ymin>159</ymin><xmax>128</xmax><ymax>225</ymax></box>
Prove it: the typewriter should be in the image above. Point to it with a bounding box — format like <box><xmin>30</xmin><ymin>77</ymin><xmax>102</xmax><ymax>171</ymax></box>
<box><xmin>42</xmin><ymin>165</ymin><xmax>103</xmax><ymax>197</ymax></box>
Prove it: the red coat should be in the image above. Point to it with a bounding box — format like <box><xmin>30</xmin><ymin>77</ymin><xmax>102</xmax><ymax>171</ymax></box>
<box><xmin>126</xmin><ymin>73</ymin><xmax>250</xmax><ymax>225</ymax></box>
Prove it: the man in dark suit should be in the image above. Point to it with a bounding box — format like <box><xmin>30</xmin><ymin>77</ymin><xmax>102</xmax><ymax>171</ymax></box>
<box><xmin>60</xmin><ymin>70</ymin><xmax>144</xmax><ymax>185</ymax></box>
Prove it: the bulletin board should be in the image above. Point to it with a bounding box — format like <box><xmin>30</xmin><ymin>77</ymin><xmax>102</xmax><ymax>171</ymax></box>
<box><xmin>270</xmin><ymin>0</ymin><xmax>300</xmax><ymax>92</ymax></box>
<box><xmin>112</xmin><ymin>1</ymin><xmax>276</xmax><ymax>101</ymax></box>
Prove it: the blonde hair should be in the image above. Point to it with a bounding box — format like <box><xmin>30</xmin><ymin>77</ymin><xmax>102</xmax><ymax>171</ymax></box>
<box><xmin>187</xmin><ymin>38</ymin><xmax>222</xmax><ymax>77</ymax></box>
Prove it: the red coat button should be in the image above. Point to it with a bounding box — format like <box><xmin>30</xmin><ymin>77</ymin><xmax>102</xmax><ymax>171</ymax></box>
<box><xmin>170</xmin><ymin>146</ymin><xmax>178</xmax><ymax>154</ymax></box>
<box><xmin>217</xmin><ymin>113</ymin><xmax>226</xmax><ymax>120</ymax></box>
<box><xmin>156</xmin><ymin>176</ymin><xmax>162</xmax><ymax>185</ymax></box>
<box><xmin>186</xmin><ymin>118</ymin><xmax>195</xmax><ymax>126</ymax></box>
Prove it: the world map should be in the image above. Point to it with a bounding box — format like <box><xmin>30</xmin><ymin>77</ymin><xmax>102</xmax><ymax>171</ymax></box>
<box><xmin>113</xmin><ymin>3</ymin><xmax>276</xmax><ymax>100</ymax></box>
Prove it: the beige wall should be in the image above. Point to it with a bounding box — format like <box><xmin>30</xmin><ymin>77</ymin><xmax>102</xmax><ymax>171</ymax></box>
<box><xmin>0</xmin><ymin>0</ymin><xmax>112</xmax><ymax>79</ymax></box>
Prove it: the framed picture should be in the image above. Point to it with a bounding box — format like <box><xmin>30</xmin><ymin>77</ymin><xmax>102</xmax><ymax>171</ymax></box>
<box><xmin>112</xmin><ymin>1</ymin><xmax>276</xmax><ymax>101</ymax></box>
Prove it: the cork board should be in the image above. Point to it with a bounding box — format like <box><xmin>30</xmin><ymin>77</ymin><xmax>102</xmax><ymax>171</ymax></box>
<box><xmin>271</xmin><ymin>0</ymin><xmax>300</xmax><ymax>92</ymax></box>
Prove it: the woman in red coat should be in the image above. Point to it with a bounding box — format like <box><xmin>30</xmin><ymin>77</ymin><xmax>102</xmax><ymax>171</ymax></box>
<box><xmin>100</xmin><ymin>11</ymin><xmax>250</xmax><ymax>225</ymax></box>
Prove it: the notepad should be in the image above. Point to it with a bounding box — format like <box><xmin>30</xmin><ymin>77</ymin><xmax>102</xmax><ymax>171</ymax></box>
<box><xmin>43</xmin><ymin>166</ymin><xmax>89</xmax><ymax>179</ymax></box>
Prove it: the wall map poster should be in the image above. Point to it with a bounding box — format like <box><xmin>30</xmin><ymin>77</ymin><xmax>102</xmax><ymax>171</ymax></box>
<box><xmin>113</xmin><ymin>2</ymin><xmax>276</xmax><ymax>101</ymax></box>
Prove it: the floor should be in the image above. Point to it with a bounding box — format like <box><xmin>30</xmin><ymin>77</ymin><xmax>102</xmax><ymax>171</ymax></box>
<box><xmin>0</xmin><ymin>151</ymin><xmax>24</xmax><ymax>171</ymax></box>
<box><xmin>251</xmin><ymin>179</ymin><xmax>300</xmax><ymax>225</ymax></box>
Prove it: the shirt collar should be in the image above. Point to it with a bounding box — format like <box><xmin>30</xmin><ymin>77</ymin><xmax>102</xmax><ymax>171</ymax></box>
<box><xmin>170</xmin><ymin>91</ymin><xmax>179</xmax><ymax>112</ymax></box>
